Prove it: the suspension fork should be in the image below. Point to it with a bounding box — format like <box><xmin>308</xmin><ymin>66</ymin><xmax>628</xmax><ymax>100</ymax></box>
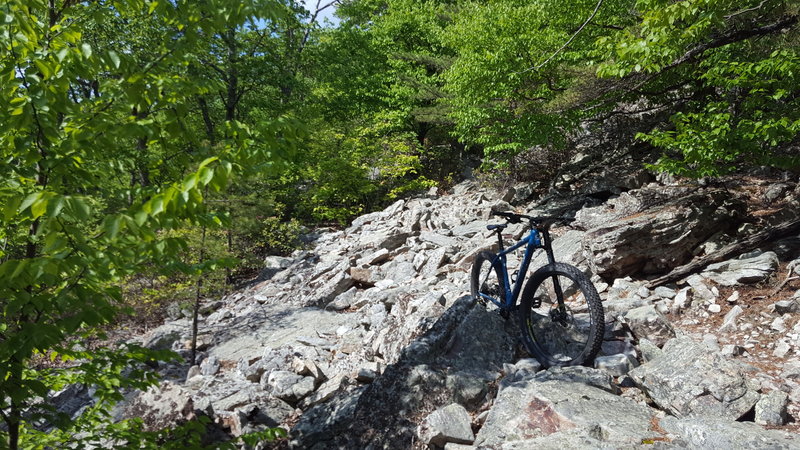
<box><xmin>542</xmin><ymin>229</ymin><xmax>568</xmax><ymax>320</ymax></box>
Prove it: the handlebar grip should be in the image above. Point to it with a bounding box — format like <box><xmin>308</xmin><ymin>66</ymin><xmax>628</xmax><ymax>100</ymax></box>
<box><xmin>493</xmin><ymin>211</ymin><xmax>521</xmax><ymax>223</ymax></box>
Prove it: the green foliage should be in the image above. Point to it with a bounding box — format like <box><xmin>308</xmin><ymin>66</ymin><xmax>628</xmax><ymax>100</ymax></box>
<box><xmin>443</xmin><ymin>0</ymin><xmax>633</xmax><ymax>166</ymax></box>
<box><xmin>3</xmin><ymin>0</ymin><xmax>798</xmax><ymax>446</ymax></box>
<box><xmin>251</xmin><ymin>216</ymin><xmax>305</xmax><ymax>257</ymax></box>
<box><xmin>596</xmin><ymin>0</ymin><xmax>800</xmax><ymax>175</ymax></box>
<box><xmin>0</xmin><ymin>0</ymin><xmax>296</xmax><ymax>447</ymax></box>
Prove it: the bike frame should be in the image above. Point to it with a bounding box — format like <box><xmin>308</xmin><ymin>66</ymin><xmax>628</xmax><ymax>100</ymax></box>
<box><xmin>479</xmin><ymin>224</ymin><xmax>558</xmax><ymax>310</ymax></box>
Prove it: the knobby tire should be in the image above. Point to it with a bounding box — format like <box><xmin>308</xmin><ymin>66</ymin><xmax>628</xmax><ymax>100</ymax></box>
<box><xmin>518</xmin><ymin>262</ymin><xmax>604</xmax><ymax>368</ymax></box>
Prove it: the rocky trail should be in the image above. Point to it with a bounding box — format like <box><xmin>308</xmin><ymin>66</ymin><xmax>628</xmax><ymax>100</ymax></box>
<box><xmin>59</xmin><ymin>166</ymin><xmax>800</xmax><ymax>449</ymax></box>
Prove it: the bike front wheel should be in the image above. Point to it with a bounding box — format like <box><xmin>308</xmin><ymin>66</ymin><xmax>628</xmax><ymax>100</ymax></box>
<box><xmin>470</xmin><ymin>251</ymin><xmax>507</xmax><ymax>307</ymax></box>
<box><xmin>518</xmin><ymin>262</ymin><xmax>604</xmax><ymax>368</ymax></box>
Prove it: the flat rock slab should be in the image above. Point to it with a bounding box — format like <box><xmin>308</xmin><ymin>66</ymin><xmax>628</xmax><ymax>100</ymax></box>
<box><xmin>660</xmin><ymin>415</ymin><xmax>799</xmax><ymax>449</ymax></box>
<box><xmin>209</xmin><ymin>306</ymin><xmax>353</xmax><ymax>361</ymax></box>
<box><xmin>629</xmin><ymin>336</ymin><xmax>760</xmax><ymax>420</ymax></box>
<box><xmin>702</xmin><ymin>251</ymin><xmax>779</xmax><ymax>286</ymax></box>
<box><xmin>474</xmin><ymin>380</ymin><xmax>657</xmax><ymax>448</ymax></box>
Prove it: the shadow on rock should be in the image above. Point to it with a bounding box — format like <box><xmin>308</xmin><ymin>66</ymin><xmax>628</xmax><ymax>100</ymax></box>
<box><xmin>290</xmin><ymin>295</ymin><xmax>516</xmax><ymax>449</ymax></box>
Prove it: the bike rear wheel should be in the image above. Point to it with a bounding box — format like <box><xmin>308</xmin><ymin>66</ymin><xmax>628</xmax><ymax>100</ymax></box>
<box><xmin>470</xmin><ymin>251</ymin><xmax>507</xmax><ymax>307</ymax></box>
<box><xmin>518</xmin><ymin>262</ymin><xmax>604</xmax><ymax>368</ymax></box>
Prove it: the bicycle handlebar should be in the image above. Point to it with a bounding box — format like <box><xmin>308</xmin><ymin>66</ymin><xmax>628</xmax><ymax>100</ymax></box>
<box><xmin>491</xmin><ymin>211</ymin><xmax>574</xmax><ymax>229</ymax></box>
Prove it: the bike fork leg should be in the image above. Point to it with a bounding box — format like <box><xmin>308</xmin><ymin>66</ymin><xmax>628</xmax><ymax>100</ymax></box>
<box><xmin>551</xmin><ymin>274</ymin><xmax>568</xmax><ymax>324</ymax></box>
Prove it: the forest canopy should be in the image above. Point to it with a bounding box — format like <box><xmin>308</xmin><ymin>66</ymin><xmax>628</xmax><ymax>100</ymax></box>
<box><xmin>1</xmin><ymin>0</ymin><xmax>798</xmax><ymax>447</ymax></box>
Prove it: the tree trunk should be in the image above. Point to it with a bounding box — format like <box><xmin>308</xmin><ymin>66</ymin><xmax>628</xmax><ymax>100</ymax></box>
<box><xmin>190</xmin><ymin>221</ymin><xmax>208</xmax><ymax>366</ymax></box>
<box><xmin>646</xmin><ymin>217</ymin><xmax>800</xmax><ymax>288</ymax></box>
<box><xmin>224</xmin><ymin>27</ymin><xmax>238</xmax><ymax>123</ymax></box>
<box><xmin>198</xmin><ymin>96</ymin><xmax>216</xmax><ymax>144</ymax></box>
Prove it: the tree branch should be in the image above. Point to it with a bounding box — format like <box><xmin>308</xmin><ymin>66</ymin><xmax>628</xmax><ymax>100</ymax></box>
<box><xmin>515</xmin><ymin>0</ymin><xmax>604</xmax><ymax>75</ymax></box>
<box><xmin>646</xmin><ymin>217</ymin><xmax>800</xmax><ymax>288</ymax></box>
<box><xmin>724</xmin><ymin>0</ymin><xmax>769</xmax><ymax>20</ymax></box>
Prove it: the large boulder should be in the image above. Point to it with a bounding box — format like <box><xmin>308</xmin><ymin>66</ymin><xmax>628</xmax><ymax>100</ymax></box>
<box><xmin>580</xmin><ymin>188</ymin><xmax>742</xmax><ymax>280</ymax></box>
<box><xmin>474</xmin><ymin>377</ymin><xmax>658</xmax><ymax>448</ymax></box>
<box><xmin>629</xmin><ymin>337</ymin><xmax>760</xmax><ymax>420</ymax></box>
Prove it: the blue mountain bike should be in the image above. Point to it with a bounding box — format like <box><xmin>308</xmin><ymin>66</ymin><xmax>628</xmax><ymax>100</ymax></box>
<box><xmin>470</xmin><ymin>211</ymin><xmax>604</xmax><ymax>367</ymax></box>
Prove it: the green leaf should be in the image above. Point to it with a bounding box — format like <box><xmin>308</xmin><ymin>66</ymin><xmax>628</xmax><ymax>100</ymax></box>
<box><xmin>3</xmin><ymin>195</ymin><xmax>22</xmax><ymax>220</ymax></box>
<box><xmin>149</xmin><ymin>195</ymin><xmax>164</xmax><ymax>215</ymax></box>
<box><xmin>34</xmin><ymin>60</ymin><xmax>53</xmax><ymax>79</ymax></box>
<box><xmin>198</xmin><ymin>166</ymin><xmax>213</xmax><ymax>185</ymax></box>
<box><xmin>104</xmin><ymin>215</ymin><xmax>123</xmax><ymax>240</ymax></box>
<box><xmin>31</xmin><ymin>196</ymin><xmax>48</xmax><ymax>219</ymax></box>
<box><xmin>68</xmin><ymin>197</ymin><xmax>91</xmax><ymax>220</ymax></box>
<box><xmin>80</xmin><ymin>43</ymin><xmax>92</xmax><ymax>59</ymax></box>
<box><xmin>107</xmin><ymin>50</ymin><xmax>120</xmax><ymax>69</ymax></box>
<box><xmin>19</xmin><ymin>192</ymin><xmax>42</xmax><ymax>213</ymax></box>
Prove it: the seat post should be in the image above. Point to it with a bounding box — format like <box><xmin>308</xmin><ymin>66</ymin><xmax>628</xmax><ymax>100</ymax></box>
<box><xmin>496</xmin><ymin>229</ymin><xmax>505</xmax><ymax>252</ymax></box>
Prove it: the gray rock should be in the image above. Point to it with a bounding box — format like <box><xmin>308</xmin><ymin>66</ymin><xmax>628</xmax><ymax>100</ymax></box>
<box><xmin>445</xmin><ymin>370</ymin><xmax>495</xmax><ymax>407</ymax></box>
<box><xmin>327</xmin><ymin>286</ymin><xmax>359</xmax><ymax>311</ymax></box>
<box><xmin>533</xmin><ymin>366</ymin><xmax>618</xmax><ymax>394</ymax></box>
<box><xmin>358</xmin><ymin>229</ymin><xmax>410</xmax><ymax>252</ymax></box>
<box><xmin>719</xmin><ymin>305</ymin><xmax>744</xmax><ymax>332</ymax></box>
<box><xmin>142</xmin><ymin>323</ymin><xmax>185</xmax><ymax>351</ymax></box>
<box><xmin>291</xmin><ymin>357</ymin><xmax>325</xmax><ymax>381</ymax></box>
<box><xmin>123</xmin><ymin>382</ymin><xmax>196</xmax><ymax>431</ymax></box>
<box><xmin>418</xmin><ymin>403</ymin><xmax>475</xmax><ymax>447</ymax></box>
<box><xmin>315</xmin><ymin>271</ymin><xmax>355</xmax><ymax>305</ymax></box>
<box><xmin>629</xmin><ymin>337</ymin><xmax>760</xmax><ymax>420</ymax></box>
<box><xmin>594</xmin><ymin>354</ymin><xmax>634</xmax><ymax>377</ymax></box>
<box><xmin>212</xmin><ymin>387</ymin><xmax>258</xmax><ymax>413</ymax></box>
<box><xmin>264</xmin><ymin>371</ymin><xmax>316</xmax><ymax>403</ymax></box>
<box><xmin>356</xmin><ymin>367</ymin><xmax>378</xmax><ymax>383</ymax></box>
<box><xmin>49</xmin><ymin>384</ymin><xmax>93</xmax><ymax>421</ymax></box>
<box><xmin>582</xmin><ymin>188</ymin><xmax>742</xmax><ymax>280</ymax></box>
<box><xmin>660</xmin><ymin>415</ymin><xmax>799</xmax><ymax>449</ymax></box>
<box><xmin>653</xmin><ymin>286</ymin><xmax>677</xmax><ymax>299</ymax></box>
<box><xmin>357</xmin><ymin>248</ymin><xmax>391</xmax><ymax>266</ymax></box>
<box><xmin>530</xmin><ymin>230</ymin><xmax>589</xmax><ymax>273</ymax></box>
<box><xmin>290</xmin><ymin>386</ymin><xmax>366</xmax><ymax>448</ymax></box>
<box><xmin>755</xmin><ymin>390</ymin><xmax>789</xmax><ymax>426</ymax></box>
<box><xmin>451</xmin><ymin>221</ymin><xmax>489</xmax><ymax>238</ymax></box>
<box><xmin>301</xmin><ymin>374</ymin><xmax>346</xmax><ymax>409</ymax></box>
<box><xmin>720</xmin><ymin>344</ymin><xmax>745</xmax><ymax>358</ymax></box>
<box><xmin>474</xmin><ymin>379</ymin><xmax>657</xmax><ymax>448</ymax></box>
<box><xmin>773</xmin><ymin>299</ymin><xmax>800</xmax><ymax>314</ymax></box>
<box><xmin>439</xmin><ymin>302</ymin><xmax>515</xmax><ymax>371</ymax></box>
<box><xmin>671</xmin><ymin>287</ymin><xmax>693</xmax><ymax>313</ymax></box>
<box><xmin>685</xmin><ymin>274</ymin><xmax>716</xmax><ymax>301</ymax></box>
<box><xmin>230</xmin><ymin>398</ymin><xmax>293</xmax><ymax>434</ymax></box>
<box><xmin>511</xmin><ymin>184</ymin><xmax>535</xmax><ymax>205</ymax></box>
<box><xmin>623</xmin><ymin>305</ymin><xmax>676</xmax><ymax>347</ymax></box>
<box><xmin>637</xmin><ymin>338</ymin><xmax>662</xmax><ymax>363</ymax></box>
<box><xmin>208</xmin><ymin>306</ymin><xmax>351</xmax><ymax>362</ymax></box>
<box><xmin>702</xmin><ymin>251</ymin><xmax>780</xmax><ymax>286</ymax></box>
<box><xmin>186</xmin><ymin>365</ymin><xmax>201</xmax><ymax>381</ymax></box>
<box><xmin>765</xmin><ymin>183</ymin><xmax>790</xmax><ymax>203</ymax></box>
<box><xmin>419</xmin><ymin>231</ymin><xmax>460</xmax><ymax>248</ymax></box>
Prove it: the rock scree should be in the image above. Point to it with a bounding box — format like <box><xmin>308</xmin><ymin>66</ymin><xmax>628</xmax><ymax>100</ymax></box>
<box><xmin>104</xmin><ymin>174</ymin><xmax>800</xmax><ymax>449</ymax></box>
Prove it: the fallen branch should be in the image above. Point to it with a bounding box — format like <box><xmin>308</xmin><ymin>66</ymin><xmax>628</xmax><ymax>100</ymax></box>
<box><xmin>646</xmin><ymin>217</ymin><xmax>800</xmax><ymax>288</ymax></box>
